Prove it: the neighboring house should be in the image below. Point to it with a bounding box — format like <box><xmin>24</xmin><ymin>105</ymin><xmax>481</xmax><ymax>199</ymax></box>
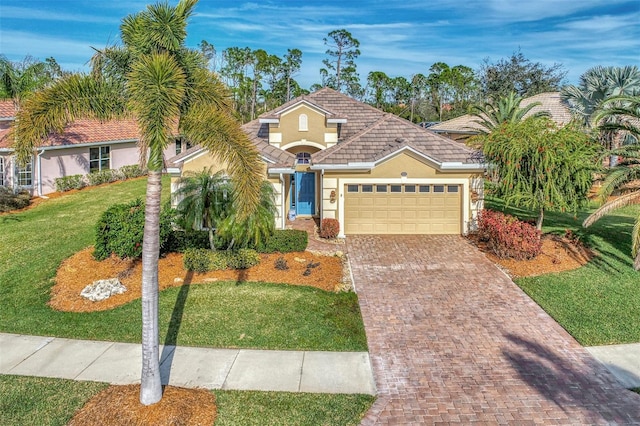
<box><xmin>0</xmin><ymin>100</ymin><xmax>181</xmax><ymax>196</ymax></box>
<box><xmin>430</xmin><ymin>92</ymin><xmax>573</xmax><ymax>142</ymax></box>
<box><xmin>168</xmin><ymin>88</ymin><xmax>485</xmax><ymax>237</ymax></box>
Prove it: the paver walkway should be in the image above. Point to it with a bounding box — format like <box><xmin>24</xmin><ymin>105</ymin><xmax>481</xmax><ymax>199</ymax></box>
<box><xmin>348</xmin><ymin>235</ymin><xmax>640</xmax><ymax>425</ymax></box>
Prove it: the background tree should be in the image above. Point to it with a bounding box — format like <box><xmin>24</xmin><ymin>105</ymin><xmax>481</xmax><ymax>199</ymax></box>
<box><xmin>0</xmin><ymin>55</ymin><xmax>65</xmax><ymax>108</ymax></box>
<box><xmin>12</xmin><ymin>0</ymin><xmax>262</xmax><ymax>405</ymax></box>
<box><xmin>282</xmin><ymin>48</ymin><xmax>303</xmax><ymax>102</ymax></box>
<box><xmin>478</xmin><ymin>50</ymin><xmax>566</xmax><ymax>99</ymax></box>
<box><xmin>469</xmin><ymin>91</ymin><xmax>549</xmax><ymax>135</ymax></box>
<box><xmin>561</xmin><ymin>66</ymin><xmax>640</xmax><ymax>167</ymax></box>
<box><xmin>584</xmin><ymin>95</ymin><xmax>640</xmax><ymax>269</ymax></box>
<box><xmin>322</xmin><ymin>29</ymin><xmax>361</xmax><ymax>97</ymax></box>
<box><xmin>198</xmin><ymin>39</ymin><xmax>217</xmax><ymax>72</ymax></box>
<box><xmin>425</xmin><ymin>62</ymin><xmax>479</xmax><ymax>121</ymax></box>
<box><xmin>477</xmin><ymin>117</ymin><xmax>599</xmax><ymax>229</ymax></box>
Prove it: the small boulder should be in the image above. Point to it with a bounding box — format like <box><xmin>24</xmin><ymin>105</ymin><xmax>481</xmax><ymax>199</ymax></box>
<box><xmin>81</xmin><ymin>278</ymin><xmax>127</xmax><ymax>302</ymax></box>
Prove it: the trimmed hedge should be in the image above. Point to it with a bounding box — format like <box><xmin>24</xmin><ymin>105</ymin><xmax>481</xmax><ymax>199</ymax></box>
<box><xmin>54</xmin><ymin>174</ymin><xmax>85</xmax><ymax>192</ymax></box>
<box><xmin>0</xmin><ymin>187</ymin><xmax>30</xmax><ymax>212</ymax></box>
<box><xmin>183</xmin><ymin>248</ymin><xmax>261</xmax><ymax>272</ymax></box>
<box><xmin>87</xmin><ymin>169</ymin><xmax>119</xmax><ymax>186</ymax></box>
<box><xmin>477</xmin><ymin>210</ymin><xmax>542</xmax><ymax>260</ymax></box>
<box><xmin>257</xmin><ymin>229</ymin><xmax>308</xmax><ymax>253</ymax></box>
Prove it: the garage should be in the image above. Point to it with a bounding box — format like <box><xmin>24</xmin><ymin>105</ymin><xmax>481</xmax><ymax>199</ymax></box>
<box><xmin>344</xmin><ymin>183</ymin><xmax>461</xmax><ymax>234</ymax></box>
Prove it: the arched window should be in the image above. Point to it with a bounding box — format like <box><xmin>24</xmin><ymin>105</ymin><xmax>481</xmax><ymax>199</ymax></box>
<box><xmin>298</xmin><ymin>114</ymin><xmax>308</xmax><ymax>131</ymax></box>
<box><xmin>296</xmin><ymin>152</ymin><xmax>311</xmax><ymax>165</ymax></box>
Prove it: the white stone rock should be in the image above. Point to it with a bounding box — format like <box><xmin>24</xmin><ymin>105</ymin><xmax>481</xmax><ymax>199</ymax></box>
<box><xmin>80</xmin><ymin>278</ymin><xmax>127</xmax><ymax>302</ymax></box>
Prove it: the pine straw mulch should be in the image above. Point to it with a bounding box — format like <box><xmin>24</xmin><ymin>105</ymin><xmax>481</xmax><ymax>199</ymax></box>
<box><xmin>51</xmin><ymin>248</ymin><xmax>345</xmax><ymax>312</ymax></box>
<box><xmin>68</xmin><ymin>384</ymin><xmax>216</xmax><ymax>426</ymax></box>
<box><xmin>468</xmin><ymin>233</ymin><xmax>595</xmax><ymax>278</ymax></box>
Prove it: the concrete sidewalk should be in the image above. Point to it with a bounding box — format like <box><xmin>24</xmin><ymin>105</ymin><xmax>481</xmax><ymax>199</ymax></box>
<box><xmin>587</xmin><ymin>343</ymin><xmax>640</xmax><ymax>389</ymax></box>
<box><xmin>0</xmin><ymin>333</ymin><xmax>376</xmax><ymax>395</ymax></box>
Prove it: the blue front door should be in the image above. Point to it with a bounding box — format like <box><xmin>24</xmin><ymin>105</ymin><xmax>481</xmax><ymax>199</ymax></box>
<box><xmin>293</xmin><ymin>172</ymin><xmax>315</xmax><ymax>215</ymax></box>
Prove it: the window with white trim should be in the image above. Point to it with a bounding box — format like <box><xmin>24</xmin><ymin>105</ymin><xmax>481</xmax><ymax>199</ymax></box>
<box><xmin>176</xmin><ymin>138</ymin><xmax>192</xmax><ymax>155</ymax></box>
<box><xmin>296</xmin><ymin>152</ymin><xmax>311</xmax><ymax>164</ymax></box>
<box><xmin>0</xmin><ymin>157</ymin><xmax>4</xmax><ymax>186</ymax></box>
<box><xmin>16</xmin><ymin>158</ymin><xmax>32</xmax><ymax>187</ymax></box>
<box><xmin>90</xmin><ymin>146</ymin><xmax>110</xmax><ymax>172</ymax></box>
<box><xmin>298</xmin><ymin>114</ymin><xmax>308</xmax><ymax>131</ymax></box>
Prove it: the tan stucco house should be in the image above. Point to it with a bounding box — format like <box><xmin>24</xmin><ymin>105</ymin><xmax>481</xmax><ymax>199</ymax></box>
<box><xmin>168</xmin><ymin>88</ymin><xmax>485</xmax><ymax>237</ymax></box>
<box><xmin>0</xmin><ymin>100</ymin><xmax>182</xmax><ymax>196</ymax></box>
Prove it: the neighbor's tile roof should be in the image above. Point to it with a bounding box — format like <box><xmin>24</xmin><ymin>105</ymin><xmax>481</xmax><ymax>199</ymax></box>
<box><xmin>313</xmin><ymin>112</ymin><xmax>480</xmax><ymax>165</ymax></box>
<box><xmin>0</xmin><ymin>100</ymin><xmax>16</xmax><ymax>118</ymax></box>
<box><xmin>430</xmin><ymin>92</ymin><xmax>573</xmax><ymax>134</ymax></box>
<box><xmin>0</xmin><ymin>118</ymin><xmax>141</xmax><ymax>149</ymax></box>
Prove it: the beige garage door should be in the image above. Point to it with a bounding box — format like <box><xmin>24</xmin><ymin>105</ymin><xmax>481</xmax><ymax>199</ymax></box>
<box><xmin>344</xmin><ymin>183</ymin><xmax>461</xmax><ymax>234</ymax></box>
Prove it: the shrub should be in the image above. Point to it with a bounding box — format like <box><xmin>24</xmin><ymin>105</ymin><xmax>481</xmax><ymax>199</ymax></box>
<box><xmin>165</xmin><ymin>229</ymin><xmax>212</xmax><ymax>253</ymax></box>
<box><xmin>0</xmin><ymin>187</ymin><xmax>30</xmax><ymax>212</ymax></box>
<box><xmin>87</xmin><ymin>169</ymin><xmax>119</xmax><ymax>186</ymax></box>
<box><xmin>257</xmin><ymin>229</ymin><xmax>308</xmax><ymax>253</ymax></box>
<box><xmin>319</xmin><ymin>218</ymin><xmax>340</xmax><ymax>239</ymax></box>
<box><xmin>183</xmin><ymin>248</ymin><xmax>212</xmax><ymax>273</ymax></box>
<box><xmin>226</xmin><ymin>249</ymin><xmax>260</xmax><ymax>269</ymax></box>
<box><xmin>54</xmin><ymin>174</ymin><xmax>85</xmax><ymax>192</ymax></box>
<box><xmin>274</xmin><ymin>256</ymin><xmax>289</xmax><ymax>270</ymax></box>
<box><xmin>119</xmin><ymin>164</ymin><xmax>146</xmax><ymax>180</ymax></box>
<box><xmin>477</xmin><ymin>210</ymin><xmax>542</xmax><ymax>260</ymax></box>
<box><xmin>94</xmin><ymin>199</ymin><xmax>174</xmax><ymax>260</ymax></box>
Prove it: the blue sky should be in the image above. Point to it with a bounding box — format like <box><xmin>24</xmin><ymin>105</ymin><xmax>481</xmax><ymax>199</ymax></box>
<box><xmin>1</xmin><ymin>0</ymin><xmax>639</xmax><ymax>90</ymax></box>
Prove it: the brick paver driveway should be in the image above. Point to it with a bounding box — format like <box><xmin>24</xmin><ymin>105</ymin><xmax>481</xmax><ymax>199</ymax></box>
<box><xmin>349</xmin><ymin>235</ymin><xmax>640</xmax><ymax>425</ymax></box>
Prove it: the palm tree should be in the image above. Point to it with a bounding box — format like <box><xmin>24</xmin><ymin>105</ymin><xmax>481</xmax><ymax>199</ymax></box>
<box><xmin>174</xmin><ymin>168</ymin><xmax>233</xmax><ymax>251</ymax></box>
<box><xmin>584</xmin><ymin>95</ymin><xmax>640</xmax><ymax>270</ymax></box>
<box><xmin>469</xmin><ymin>91</ymin><xmax>549</xmax><ymax>134</ymax></box>
<box><xmin>0</xmin><ymin>55</ymin><xmax>62</xmax><ymax>109</ymax></box>
<box><xmin>12</xmin><ymin>0</ymin><xmax>262</xmax><ymax>405</ymax></box>
<box><xmin>561</xmin><ymin>66</ymin><xmax>640</xmax><ymax>166</ymax></box>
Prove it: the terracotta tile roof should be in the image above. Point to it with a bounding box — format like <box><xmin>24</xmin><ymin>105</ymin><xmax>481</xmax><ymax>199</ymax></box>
<box><xmin>0</xmin><ymin>100</ymin><xmax>17</xmax><ymax>118</ymax></box>
<box><xmin>0</xmin><ymin>118</ymin><xmax>140</xmax><ymax>149</ymax></box>
<box><xmin>313</xmin><ymin>113</ymin><xmax>480</xmax><ymax>166</ymax></box>
<box><xmin>430</xmin><ymin>92</ymin><xmax>572</xmax><ymax>134</ymax></box>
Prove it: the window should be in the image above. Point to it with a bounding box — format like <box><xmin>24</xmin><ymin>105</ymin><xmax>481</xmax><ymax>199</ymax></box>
<box><xmin>90</xmin><ymin>146</ymin><xmax>110</xmax><ymax>172</ymax></box>
<box><xmin>296</xmin><ymin>152</ymin><xmax>311</xmax><ymax>164</ymax></box>
<box><xmin>347</xmin><ymin>184</ymin><xmax>359</xmax><ymax>193</ymax></box>
<box><xmin>404</xmin><ymin>185</ymin><xmax>416</xmax><ymax>193</ymax></box>
<box><xmin>16</xmin><ymin>158</ymin><xmax>32</xmax><ymax>187</ymax></box>
<box><xmin>175</xmin><ymin>138</ymin><xmax>192</xmax><ymax>155</ymax></box>
<box><xmin>447</xmin><ymin>185</ymin><xmax>459</xmax><ymax>193</ymax></box>
<box><xmin>376</xmin><ymin>184</ymin><xmax>387</xmax><ymax>193</ymax></box>
<box><xmin>0</xmin><ymin>157</ymin><xmax>4</xmax><ymax>186</ymax></box>
<box><xmin>433</xmin><ymin>185</ymin><xmax>445</xmax><ymax>193</ymax></box>
<box><xmin>298</xmin><ymin>114</ymin><xmax>308</xmax><ymax>131</ymax></box>
<box><xmin>362</xmin><ymin>185</ymin><xmax>373</xmax><ymax>193</ymax></box>
<box><xmin>390</xmin><ymin>185</ymin><xmax>402</xmax><ymax>193</ymax></box>
<box><xmin>419</xmin><ymin>185</ymin><xmax>430</xmax><ymax>193</ymax></box>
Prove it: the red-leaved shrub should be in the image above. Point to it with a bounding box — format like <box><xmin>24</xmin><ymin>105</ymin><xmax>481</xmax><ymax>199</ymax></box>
<box><xmin>319</xmin><ymin>218</ymin><xmax>340</xmax><ymax>239</ymax></box>
<box><xmin>477</xmin><ymin>210</ymin><xmax>542</xmax><ymax>260</ymax></box>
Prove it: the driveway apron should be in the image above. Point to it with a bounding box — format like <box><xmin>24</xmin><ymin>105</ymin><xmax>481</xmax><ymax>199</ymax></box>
<box><xmin>348</xmin><ymin>235</ymin><xmax>640</xmax><ymax>425</ymax></box>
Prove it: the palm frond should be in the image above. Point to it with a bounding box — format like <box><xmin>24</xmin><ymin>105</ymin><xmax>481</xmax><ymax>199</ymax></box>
<box><xmin>583</xmin><ymin>191</ymin><xmax>640</xmax><ymax>227</ymax></box>
<box><xmin>632</xmin><ymin>213</ymin><xmax>640</xmax><ymax>259</ymax></box>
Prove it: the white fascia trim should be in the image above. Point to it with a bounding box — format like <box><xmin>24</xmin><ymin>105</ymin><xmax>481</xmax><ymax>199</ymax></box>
<box><xmin>310</xmin><ymin>163</ymin><xmax>374</xmax><ymax>171</ymax></box>
<box><xmin>281</xmin><ymin>100</ymin><xmax>334</xmax><ymax>117</ymax></box>
<box><xmin>259</xmin><ymin>118</ymin><xmax>280</xmax><ymax>124</ymax></box>
<box><xmin>280</xmin><ymin>140</ymin><xmax>326</xmax><ymax>151</ymax></box>
<box><xmin>327</xmin><ymin>118</ymin><xmax>347</xmax><ymax>124</ymax></box>
<box><xmin>336</xmin><ymin>176</ymin><xmax>471</xmax><ymax>238</ymax></box>
<box><xmin>268</xmin><ymin>168</ymin><xmax>295</xmax><ymax>174</ymax></box>
<box><xmin>440</xmin><ymin>162</ymin><xmax>486</xmax><ymax>170</ymax></box>
<box><xmin>262</xmin><ymin>156</ymin><xmax>276</xmax><ymax>164</ymax></box>
<box><xmin>166</xmin><ymin>167</ymin><xmax>181</xmax><ymax>174</ymax></box>
<box><xmin>0</xmin><ymin>117</ymin><xmax>14</xmax><ymax>121</ymax></box>
<box><xmin>5</xmin><ymin>138</ymin><xmax>139</xmax><ymax>152</ymax></box>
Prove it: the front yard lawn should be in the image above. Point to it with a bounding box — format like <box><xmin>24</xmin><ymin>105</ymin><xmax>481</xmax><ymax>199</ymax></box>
<box><xmin>0</xmin><ymin>178</ymin><xmax>367</xmax><ymax>352</ymax></box>
<box><xmin>486</xmin><ymin>196</ymin><xmax>640</xmax><ymax>346</ymax></box>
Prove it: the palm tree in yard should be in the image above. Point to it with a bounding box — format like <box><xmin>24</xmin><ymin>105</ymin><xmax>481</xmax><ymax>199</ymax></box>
<box><xmin>174</xmin><ymin>169</ymin><xmax>233</xmax><ymax>251</ymax></box>
<box><xmin>584</xmin><ymin>95</ymin><xmax>640</xmax><ymax>270</ymax></box>
<box><xmin>12</xmin><ymin>0</ymin><xmax>262</xmax><ymax>405</ymax></box>
<box><xmin>469</xmin><ymin>91</ymin><xmax>549</xmax><ymax>134</ymax></box>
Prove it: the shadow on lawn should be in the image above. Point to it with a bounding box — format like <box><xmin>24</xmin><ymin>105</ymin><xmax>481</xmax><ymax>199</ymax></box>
<box><xmin>160</xmin><ymin>270</ymin><xmax>193</xmax><ymax>386</ymax></box>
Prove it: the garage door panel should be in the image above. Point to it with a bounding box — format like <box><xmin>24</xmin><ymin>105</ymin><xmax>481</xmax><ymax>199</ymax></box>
<box><xmin>344</xmin><ymin>184</ymin><xmax>461</xmax><ymax>235</ymax></box>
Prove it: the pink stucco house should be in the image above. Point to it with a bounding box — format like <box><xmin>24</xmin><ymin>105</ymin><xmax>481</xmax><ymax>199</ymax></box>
<box><xmin>0</xmin><ymin>100</ymin><xmax>181</xmax><ymax>196</ymax></box>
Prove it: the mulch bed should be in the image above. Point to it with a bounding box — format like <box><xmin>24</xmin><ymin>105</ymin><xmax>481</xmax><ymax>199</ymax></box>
<box><xmin>51</xmin><ymin>248</ymin><xmax>345</xmax><ymax>312</ymax></box>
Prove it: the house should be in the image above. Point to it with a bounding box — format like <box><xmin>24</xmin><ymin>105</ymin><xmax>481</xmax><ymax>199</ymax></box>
<box><xmin>430</xmin><ymin>92</ymin><xmax>573</xmax><ymax>142</ymax></box>
<box><xmin>0</xmin><ymin>100</ymin><xmax>182</xmax><ymax>196</ymax></box>
<box><xmin>168</xmin><ymin>88</ymin><xmax>484</xmax><ymax>238</ymax></box>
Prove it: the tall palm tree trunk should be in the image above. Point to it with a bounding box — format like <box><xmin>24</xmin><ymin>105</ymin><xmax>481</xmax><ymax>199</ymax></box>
<box><xmin>140</xmin><ymin>169</ymin><xmax>163</xmax><ymax>405</ymax></box>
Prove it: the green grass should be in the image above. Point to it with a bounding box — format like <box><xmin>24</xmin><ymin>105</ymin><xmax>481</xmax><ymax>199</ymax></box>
<box><xmin>0</xmin><ymin>178</ymin><xmax>367</xmax><ymax>351</ymax></box>
<box><xmin>0</xmin><ymin>375</ymin><xmax>108</xmax><ymax>426</ymax></box>
<box><xmin>486</xmin><ymin>196</ymin><xmax>640</xmax><ymax>346</ymax></box>
<box><xmin>0</xmin><ymin>376</ymin><xmax>374</xmax><ymax>426</ymax></box>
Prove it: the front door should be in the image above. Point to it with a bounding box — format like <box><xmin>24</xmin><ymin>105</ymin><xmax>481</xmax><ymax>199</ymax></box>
<box><xmin>293</xmin><ymin>172</ymin><xmax>315</xmax><ymax>215</ymax></box>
